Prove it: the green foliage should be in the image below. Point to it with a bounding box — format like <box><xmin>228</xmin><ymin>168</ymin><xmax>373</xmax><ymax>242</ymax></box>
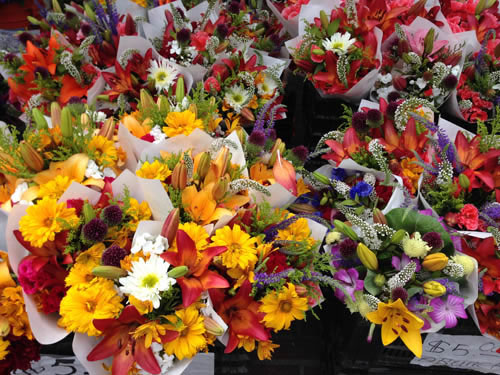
<box><xmin>477</xmin><ymin>107</ymin><xmax>500</xmax><ymax>152</ymax></box>
<box><xmin>244</xmin><ymin>201</ymin><xmax>286</xmax><ymax>237</ymax></box>
<box><xmin>423</xmin><ymin>180</ymin><xmax>464</xmax><ymax>217</ymax></box>
<box><xmin>0</xmin><ymin>125</ymin><xmax>35</xmax><ymax>178</ymax></box>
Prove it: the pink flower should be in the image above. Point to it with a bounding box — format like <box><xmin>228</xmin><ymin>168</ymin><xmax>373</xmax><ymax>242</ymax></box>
<box><xmin>406</xmin><ymin>29</ymin><xmax>448</xmax><ymax>60</ymax></box>
<box><xmin>457</xmin><ymin>203</ymin><xmax>479</xmax><ymax>230</ymax></box>
<box><xmin>310</xmin><ymin>44</ymin><xmax>325</xmax><ymax>63</ymax></box>
<box><xmin>282</xmin><ymin>4</ymin><xmax>301</xmax><ymax>20</ymax></box>
<box><xmin>429</xmin><ymin>295</ymin><xmax>467</xmax><ymax>328</ymax></box>
<box><xmin>204</xmin><ymin>76</ymin><xmax>221</xmax><ymax>92</ymax></box>
<box><xmin>191</xmin><ymin>31</ymin><xmax>210</xmax><ymax>52</ymax></box>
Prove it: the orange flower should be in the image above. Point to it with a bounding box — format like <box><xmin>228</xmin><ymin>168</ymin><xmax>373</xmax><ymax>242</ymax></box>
<box><xmin>122</xmin><ymin>115</ymin><xmax>152</xmax><ymax>138</ymax></box>
<box><xmin>182</xmin><ymin>185</ymin><xmax>232</xmax><ymax>225</ymax></box>
<box><xmin>249</xmin><ymin>163</ymin><xmax>275</xmax><ymax>185</ymax></box>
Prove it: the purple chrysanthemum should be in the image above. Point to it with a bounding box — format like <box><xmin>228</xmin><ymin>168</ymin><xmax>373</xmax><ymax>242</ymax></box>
<box><xmin>82</xmin><ymin>218</ymin><xmax>108</xmax><ymax>243</ymax></box>
<box><xmin>101</xmin><ymin>245</ymin><xmax>127</xmax><ymax>267</ymax></box>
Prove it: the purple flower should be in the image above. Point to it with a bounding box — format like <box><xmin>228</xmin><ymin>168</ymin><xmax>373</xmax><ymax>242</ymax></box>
<box><xmin>392</xmin><ymin>254</ymin><xmax>421</xmax><ymax>272</ymax></box>
<box><xmin>331</xmin><ymin>168</ymin><xmax>346</xmax><ymax>181</ymax></box>
<box><xmin>333</xmin><ymin>268</ymin><xmax>363</xmax><ymax>302</ymax></box>
<box><xmin>428</xmin><ymin>295</ymin><xmax>467</xmax><ymax>329</ymax></box>
<box><xmin>407</xmin><ymin>296</ymin><xmax>432</xmax><ymax>330</ymax></box>
<box><xmin>349</xmin><ymin>181</ymin><xmax>373</xmax><ymax>199</ymax></box>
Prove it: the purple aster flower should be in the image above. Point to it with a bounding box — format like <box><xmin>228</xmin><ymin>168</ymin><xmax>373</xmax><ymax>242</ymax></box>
<box><xmin>349</xmin><ymin>181</ymin><xmax>373</xmax><ymax>199</ymax></box>
<box><xmin>392</xmin><ymin>254</ymin><xmax>421</xmax><ymax>272</ymax></box>
<box><xmin>330</xmin><ymin>168</ymin><xmax>346</xmax><ymax>181</ymax></box>
<box><xmin>428</xmin><ymin>295</ymin><xmax>467</xmax><ymax>329</ymax></box>
<box><xmin>333</xmin><ymin>268</ymin><xmax>363</xmax><ymax>302</ymax></box>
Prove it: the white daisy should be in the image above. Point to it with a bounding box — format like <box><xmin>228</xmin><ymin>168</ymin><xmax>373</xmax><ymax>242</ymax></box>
<box><xmin>149</xmin><ymin>125</ymin><xmax>167</xmax><ymax>144</ymax></box>
<box><xmin>224</xmin><ymin>85</ymin><xmax>250</xmax><ymax>113</ymax></box>
<box><xmin>119</xmin><ymin>254</ymin><xmax>176</xmax><ymax>308</ymax></box>
<box><xmin>148</xmin><ymin>59</ymin><xmax>179</xmax><ymax>93</ymax></box>
<box><xmin>322</xmin><ymin>32</ymin><xmax>356</xmax><ymax>55</ymax></box>
<box><xmin>131</xmin><ymin>233</ymin><xmax>169</xmax><ymax>255</ymax></box>
<box><xmin>257</xmin><ymin>74</ymin><xmax>278</xmax><ymax>96</ymax></box>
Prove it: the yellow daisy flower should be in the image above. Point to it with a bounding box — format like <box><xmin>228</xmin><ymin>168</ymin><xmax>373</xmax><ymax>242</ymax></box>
<box><xmin>87</xmin><ymin>135</ymin><xmax>118</xmax><ymax>167</ymax></box>
<box><xmin>136</xmin><ymin>160</ymin><xmax>172</xmax><ymax>181</ymax></box>
<box><xmin>129</xmin><ymin>295</ymin><xmax>153</xmax><ymax>315</ymax></box>
<box><xmin>58</xmin><ymin>278</ymin><xmax>123</xmax><ymax>336</ymax></box>
<box><xmin>169</xmin><ymin>222</ymin><xmax>209</xmax><ymax>253</ymax></box>
<box><xmin>164</xmin><ymin>305</ymin><xmax>207</xmax><ymax>360</ymax></box>
<box><xmin>126</xmin><ymin>198</ymin><xmax>152</xmax><ymax>231</ymax></box>
<box><xmin>65</xmin><ymin>263</ymin><xmax>95</xmax><ymax>287</ymax></box>
<box><xmin>0</xmin><ymin>338</ymin><xmax>9</xmax><ymax>360</ymax></box>
<box><xmin>0</xmin><ymin>286</ymin><xmax>32</xmax><ymax>339</ymax></box>
<box><xmin>276</xmin><ymin>217</ymin><xmax>315</xmax><ymax>248</ymax></box>
<box><xmin>236</xmin><ymin>335</ymin><xmax>255</xmax><ymax>352</ymax></box>
<box><xmin>163</xmin><ymin>110</ymin><xmax>204</xmax><ymax>137</ymax></box>
<box><xmin>19</xmin><ymin>197</ymin><xmax>79</xmax><ymax>248</ymax></box>
<box><xmin>210</xmin><ymin>225</ymin><xmax>258</xmax><ymax>270</ymax></box>
<box><xmin>38</xmin><ymin>175</ymin><xmax>74</xmax><ymax>199</ymax></box>
<box><xmin>75</xmin><ymin>243</ymin><xmax>106</xmax><ymax>267</ymax></box>
<box><xmin>259</xmin><ymin>283</ymin><xmax>309</xmax><ymax>332</ymax></box>
<box><xmin>132</xmin><ymin>320</ymin><xmax>170</xmax><ymax>348</ymax></box>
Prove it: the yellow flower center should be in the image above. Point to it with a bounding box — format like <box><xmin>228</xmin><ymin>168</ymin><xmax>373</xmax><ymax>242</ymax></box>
<box><xmin>333</xmin><ymin>41</ymin><xmax>344</xmax><ymax>49</ymax></box>
<box><xmin>280</xmin><ymin>301</ymin><xmax>292</xmax><ymax>313</ymax></box>
<box><xmin>232</xmin><ymin>94</ymin><xmax>243</xmax><ymax>103</ymax></box>
<box><xmin>141</xmin><ymin>274</ymin><xmax>159</xmax><ymax>288</ymax></box>
<box><xmin>156</xmin><ymin>72</ymin><xmax>167</xmax><ymax>82</ymax></box>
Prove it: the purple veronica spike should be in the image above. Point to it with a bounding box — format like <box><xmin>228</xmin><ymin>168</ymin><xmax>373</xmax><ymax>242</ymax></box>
<box><xmin>254</xmin><ymin>97</ymin><xmax>276</xmax><ymax>133</ymax></box>
<box><xmin>333</xmin><ymin>268</ymin><xmax>363</xmax><ymax>302</ymax></box>
<box><xmin>105</xmin><ymin>0</ymin><xmax>119</xmax><ymax>35</ymax></box>
<box><xmin>428</xmin><ymin>295</ymin><xmax>467</xmax><ymax>328</ymax></box>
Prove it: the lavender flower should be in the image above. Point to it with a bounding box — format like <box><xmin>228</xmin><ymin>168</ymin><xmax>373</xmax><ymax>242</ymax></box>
<box><xmin>482</xmin><ymin>203</ymin><xmax>500</xmax><ymax>220</ymax></box>
<box><xmin>428</xmin><ymin>295</ymin><xmax>467</xmax><ymax>328</ymax></box>
<box><xmin>254</xmin><ymin>269</ymin><xmax>294</xmax><ymax>288</ymax></box>
<box><xmin>391</xmin><ymin>254</ymin><xmax>421</xmax><ymax>272</ymax></box>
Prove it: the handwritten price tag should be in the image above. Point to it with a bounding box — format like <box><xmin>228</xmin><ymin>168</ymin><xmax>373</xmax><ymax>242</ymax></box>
<box><xmin>411</xmin><ymin>333</ymin><xmax>500</xmax><ymax>374</ymax></box>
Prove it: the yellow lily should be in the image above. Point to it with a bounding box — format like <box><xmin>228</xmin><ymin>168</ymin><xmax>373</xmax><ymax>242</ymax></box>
<box><xmin>33</xmin><ymin>153</ymin><xmax>89</xmax><ymax>185</ymax></box>
<box><xmin>182</xmin><ymin>184</ymin><xmax>232</xmax><ymax>225</ymax></box>
<box><xmin>249</xmin><ymin>162</ymin><xmax>275</xmax><ymax>185</ymax></box>
<box><xmin>122</xmin><ymin>114</ymin><xmax>152</xmax><ymax>138</ymax></box>
<box><xmin>366</xmin><ymin>299</ymin><xmax>424</xmax><ymax>357</ymax></box>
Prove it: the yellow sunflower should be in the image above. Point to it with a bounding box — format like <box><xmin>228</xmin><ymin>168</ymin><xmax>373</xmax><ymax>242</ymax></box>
<box><xmin>136</xmin><ymin>160</ymin><xmax>172</xmax><ymax>181</ymax></box>
<box><xmin>259</xmin><ymin>283</ymin><xmax>309</xmax><ymax>332</ymax></box>
<box><xmin>87</xmin><ymin>135</ymin><xmax>118</xmax><ymax>167</ymax></box>
<box><xmin>38</xmin><ymin>175</ymin><xmax>74</xmax><ymax>199</ymax></box>
<box><xmin>163</xmin><ymin>110</ymin><xmax>204</xmax><ymax>137</ymax></box>
<box><xmin>210</xmin><ymin>224</ymin><xmax>258</xmax><ymax>270</ymax></box>
<box><xmin>0</xmin><ymin>338</ymin><xmax>9</xmax><ymax>360</ymax></box>
<box><xmin>19</xmin><ymin>197</ymin><xmax>79</xmax><ymax>248</ymax></box>
<box><xmin>58</xmin><ymin>278</ymin><xmax>123</xmax><ymax>336</ymax></box>
<box><xmin>163</xmin><ymin>305</ymin><xmax>207</xmax><ymax>360</ymax></box>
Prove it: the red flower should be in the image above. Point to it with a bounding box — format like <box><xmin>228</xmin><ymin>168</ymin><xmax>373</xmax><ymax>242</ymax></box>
<box><xmin>0</xmin><ymin>334</ymin><xmax>41</xmax><ymax>374</ymax></box>
<box><xmin>265</xmin><ymin>252</ymin><xmax>289</xmax><ymax>274</ymax></box>
<box><xmin>310</xmin><ymin>44</ymin><xmax>325</xmax><ymax>63</ymax></box>
<box><xmin>141</xmin><ymin>133</ymin><xmax>155</xmax><ymax>143</ymax></box>
<box><xmin>456</xmin><ymin>203</ymin><xmax>479</xmax><ymax>230</ymax></box>
<box><xmin>191</xmin><ymin>31</ymin><xmax>210</xmax><ymax>51</ymax></box>
<box><xmin>204</xmin><ymin>76</ymin><xmax>221</xmax><ymax>92</ymax></box>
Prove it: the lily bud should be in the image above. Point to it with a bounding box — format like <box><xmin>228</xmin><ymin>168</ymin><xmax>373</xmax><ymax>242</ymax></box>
<box><xmin>268</xmin><ymin>139</ymin><xmax>283</xmax><ymax>166</ymax></box>
<box><xmin>319</xmin><ymin>10</ymin><xmax>329</xmax><ymax>30</ymax></box>
<box><xmin>99</xmin><ymin>118</ymin><xmax>115</xmax><ymax>140</ymax></box>
<box><xmin>51</xmin><ymin>102</ymin><xmax>61</xmax><ymax>127</ymax></box>
<box><xmin>312</xmin><ymin>172</ymin><xmax>331</xmax><ymax>185</ymax></box>
<box><xmin>176</xmin><ymin>76</ymin><xmax>185</xmax><ymax>103</ymax></box>
<box><xmin>312</xmin><ymin>48</ymin><xmax>325</xmax><ymax>56</ymax></box>
<box><xmin>158</xmin><ymin>95</ymin><xmax>170</xmax><ymax>113</ymax></box>
<box><xmin>356</xmin><ymin>243</ymin><xmax>378</xmax><ymax>271</ymax></box>
<box><xmin>212</xmin><ymin>176</ymin><xmax>230</xmax><ymax>201</ymax></box>
<box><xmin>0</xmin><ymin>316</ymin><xmax>10</xmax><ymax>337</ymax></box>
<box><xmin>333</xmin><ymin>220</ymin><xmax>358</xmax><ymax>241</ymax></box>
<box><xmin>167</xmin><ymin>265</ymin><xmax>189</xmax><ymax>278</ymax></box>
<box><xmin>83</xmin><ymin>2</ymin><xmax>96</xmax><ymax>21</ymax></box>
<box><xmin>373</xmin><ymin>208</ymin><xmax>387</xmax><ymax>225</ymax></box>
<box><xmin>240</xmin><ymin>107</ymin><xmax>255</xmax><ymax>122</ymax></box>
<box><xmin>392</xmin><ymin>76</ymin><xmax>407</xmax><ymax>91</ymax></box>
<box><xmin>52</xmin><ymin>0</ymin><xmax>62</xmax><ymax>13</ymax></box>
<box><xmin>80</xmin><ymin>113</ymin><xmax>90</xmax><ymax>127</ymax></box>
<box><xmin>171</xmin><ymin>162</ymin><xmax>187</xmax><ymax>190</ymax></box>
<box><xmin>289</xmin><ymin>203</ymin><xmax>318</xmax><ymax>214</ymax></box>
<box><xmin>161</xmin><ymin>208</ymin><xmax>180</xmax><ymax>245</ymax></box>
<box><xmin>458</xmin><ymin>173</ymin><xmax>470</xmax><ymax>189</ymax></box>
<box><xmin>214</xmin><ymin>147</ymin><xmax>230</xmax><ymax>178</ymax></box>
<box><xmin>203</xmin><ymin>316</ymin><xmax>225</xmax><ymax>336</ymax></box>
<box><xmin>92</xmin><ymin>266</ymin><xmax>128</xmax><ymax>279</ymax></box>
<box><xmin>235</xmin><ymin>128</ymin><xmax>246</xmax><ymax>146</ymax></box>
<box><xmin>390</xmin><ymin>229</ymin><xmax>406</xmax><ymax>244</ymax></box>
<box><xmin>31</xmin><ymin>108</ymin><xmax>48</xmax><ymax>129</ymax></box>
<box><xmin>423</xmin><ymin>281</ymin><xmax>446</xmax><ymax>297</ymax></box>
<box><xmin>83</xmin><ymin>202</ymin><xmax>96</xmax><ymax>223</ymax></box>
<box><xmin>19</xmin><ymin>141</ymin><xmax>44</xmax><ymax>172</ymax></box>
<box><xmin>196</xmin><ymin>152</ymin><xmax>211</xmax><ymax>180</ymax></box>
<box><xmin>423</xmin><ymin>28</ymin><xmax>435</xmax><ymax>56</ymax></box>
<box><xmin>60</xmin><ymin>107</ymin><xmax>73</xmax><ymax>138</ymax></box>
<box><xmin>140</xmin><ymin>89</ymin><xmax>156</xmax><ymax>111</ymax></box>
<box><xmin>27</xmin><ymin>16</ymin><xmax>41</xmax><ymax>25</ymax></box>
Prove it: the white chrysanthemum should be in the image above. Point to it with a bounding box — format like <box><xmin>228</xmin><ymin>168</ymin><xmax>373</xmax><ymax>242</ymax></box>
<box><xmin>224</xmin><ymin>85</ymin><xmax>250</xmax><ymax>113</ymax></box>
<box><xmin>85</xmin><ymin>159</ymin><xmax>104</xmax><ymax>179</ymax></box>
<box><xmin>325</xmin><ymin>231</ymin><xmax>342</xmax><ymax>244</ymax></box>
<box><xmin>119</xmin><ymin>254</ymin><xmax>176</xmax><ymax>308</ymax></box>
<box><xmin>103</xmin><ymin>167</ymin><xmax>116</xmax><ymax>178</ymax></box>
<box><xmin>131</xmin><ymin>233</ymin><xmax>169</xmax><ymax>255</ymax></box>
<box><xmin>322</xmin><ymin>32</ymin><xmax>356</xmax><ymax>55</ymax></box>
<box><xmin>148</xmin><ymin>59</ymin><xmax>179</xmax><ymax>93</ymax></box>
<box><xmin>257</xmin><ymin>75</ymin><xmax>278</xmax><ymax>96</ymax></box>
<box><xmin>402</xmin><ymin>232</ymin><xmax>432</xmax><ymax>258</ymax></box>
<box><xmin>150</xmin><ymin>125</ymin><xmax>167</xmax><ymax>144</ymax></box>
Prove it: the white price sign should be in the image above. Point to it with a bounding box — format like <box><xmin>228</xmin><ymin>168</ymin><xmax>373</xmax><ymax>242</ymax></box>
<box><xmin>411</xmin><ymin>333</ymin><xmax>500</xmax><ymax>374</ymax></box>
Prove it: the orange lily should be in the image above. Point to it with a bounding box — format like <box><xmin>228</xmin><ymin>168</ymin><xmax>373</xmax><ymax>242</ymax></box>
<box><xmin>20</xmin><ymin>38</ymin><xmax>58</xmax><ymax>76</ymax></box>
<box><xmin>273</xmin><ymin>151</ymin><xmax>297</xmax><ymax>196</ymax></box>
<box><xmin>87</xmin><ymin>305</ymin><xmax>179</xmax><ymax>375</ymax></box>
<box><xmin>379</xmin><ymin>117</ymin><xmax>428</xmax><ymax>159</ymax></box>
<box><xmin>161</xmin><ymin>230</ymin><xmax>229</xmax><ymax>307</ymax></box>
<box><xmin>182</xmin><ymin>184</ymin><xmax>233</xmax><ymax>225</ymax></box>
<box><xmin>209</xmin><ymin>280</ymin><xmax>270</xmax><ymax>353</ymax></box>
<box><xmin>122</xmin><ymin>115</ymin><xmax>152</xmax><ymax>138</ymax></box>
<box><xmin>33</xmin><ymin>153</ymin><xmax>89</xmax><ymax>185</ymax></box>
<box><xmin>59</xmin><ymin>75</ymin><xmax>90</xmax><ymax>105</ymax></box>
<box><xmin>249</xmin><ymin>163</ymin><xmax>275</xmax><ymax>185</ymax></box>
<box><xmin>322</xmin><ymin>127</ymin><xmax>363</xmax><ymax>165</ymax></box>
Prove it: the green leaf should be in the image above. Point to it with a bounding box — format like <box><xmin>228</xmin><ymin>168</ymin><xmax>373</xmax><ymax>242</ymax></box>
<box><xmin>407</xmin><ymin>287</ymin><xmax>423</xmax><ymax>298</ymax></box>
<box><xmin>385</xmin><ymin>208</ymin><xmax>454</xmax><ymax>256</ymax></box>
<box><xmin>341</xmin><ymin>199</ymin><xmax>357</xmax><ymax>206</ymax></box>
<box><xmin>364</xmin><ymin>270</ymin><xmax>382</xmax><ymax>295</ymax></box>
<box><xmin>327</xmin><ymin>19</ymin><xmax>340</xmax><ymax>36</ymax></box>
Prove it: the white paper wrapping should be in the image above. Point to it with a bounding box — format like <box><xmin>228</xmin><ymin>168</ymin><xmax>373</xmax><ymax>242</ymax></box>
<box><xmin>266</xmin><ymin>0</ymin><xmax>299</xmax><ymax>37</ymax></box>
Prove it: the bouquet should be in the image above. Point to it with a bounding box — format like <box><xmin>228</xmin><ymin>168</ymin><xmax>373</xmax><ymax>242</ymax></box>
<box><xmin>316</xmin><ymin>97</ymin><xmax>435</xmax><ymax>196</ymax></box>
<box><xmin>204</xmin><ymin>51</ymin><xmax>287</xmax><ymax>125</ymax></box>
<box><xmin>287</xmin><ymin>0</ymin><xmax>381</xmax><ymax>101</ymax></box>
<box><xmin>450</xmin><ymin>35</ymin><xmax>500</xmax><ymax>122</ymax></box>
<box><xmin>5</xmin><ymin>32</ymin><xmax>101</xmax><ymax>112</ymax></box>
<box><xmin>327</xmin><ymin>207</ymin><xmax>477</xmax><ymax>357</ymax></box>
<box><xmin>0</xmin><ymin>251</ymin><xmax>41</xmax><ymax>374</ymax></box>
<box><xmin>419</xmin><ymin>118</ymin><xmax>500</xmax><ymax>233</ymax></box>
<box><xmin>372</xmin><ymin>19</ymin><xmax>464</xmax><ymax>107</ymax></box>
<box><xmin>6</xmin><ymin>170</ymin><xmax>171</xmax><ymax>345</ymax></box>
<box><xmin>0</xmin><ymin>103</ymin><xmax>125</xmax><ymax>209</ymax></box>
